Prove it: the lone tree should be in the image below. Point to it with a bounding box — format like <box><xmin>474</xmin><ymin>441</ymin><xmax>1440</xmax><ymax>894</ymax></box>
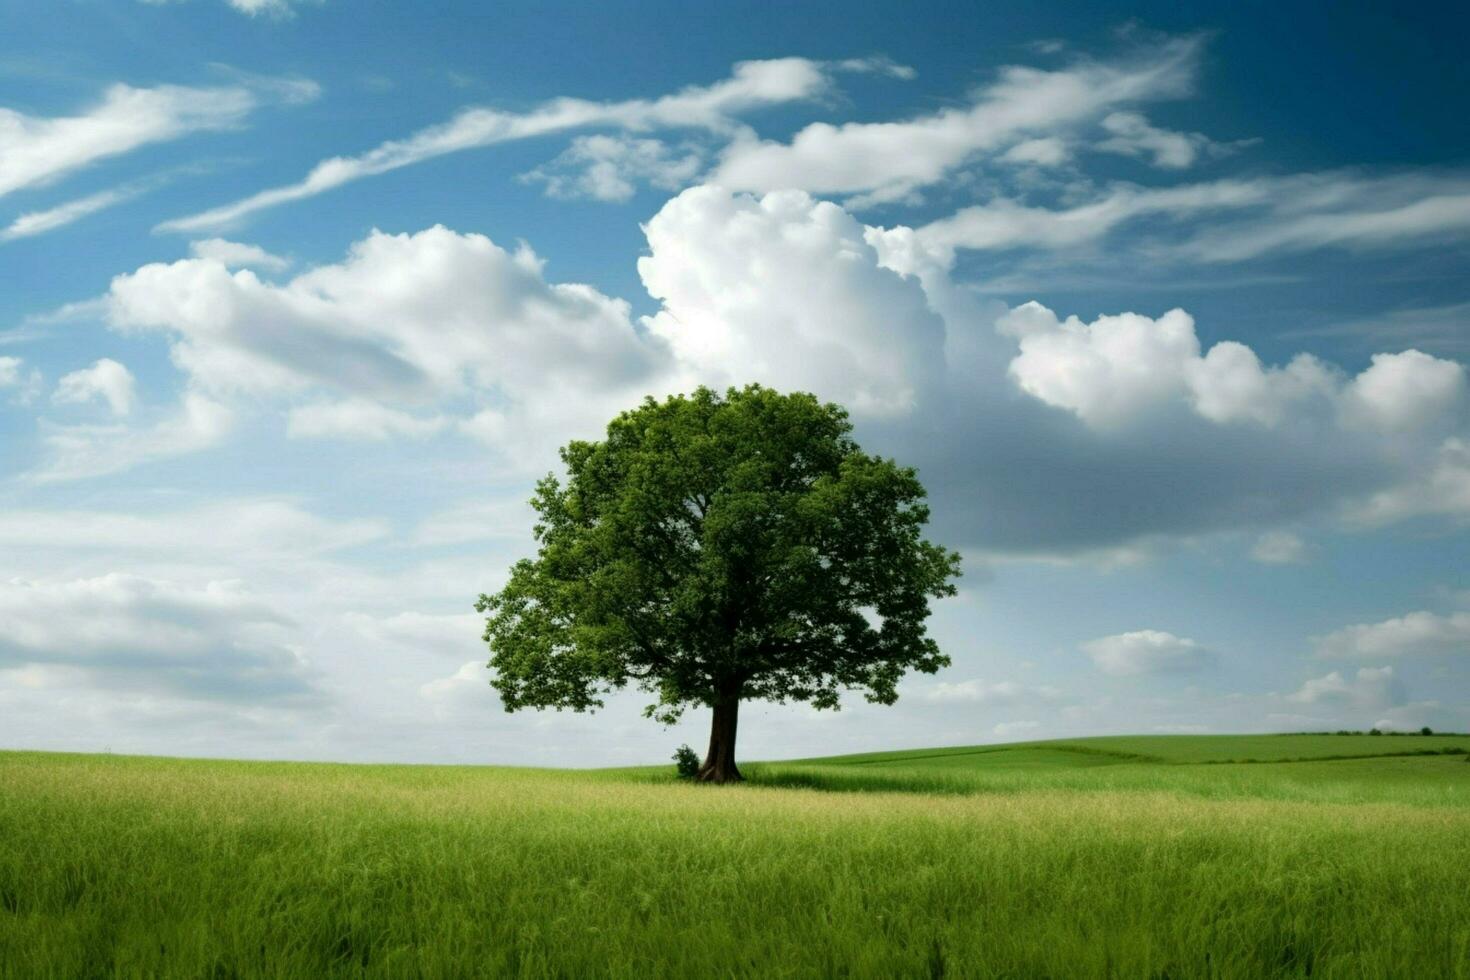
<box><xmin>477</xmin><ymin>385</ymin><xmax>960</xmax><ymax>782</ymax></box>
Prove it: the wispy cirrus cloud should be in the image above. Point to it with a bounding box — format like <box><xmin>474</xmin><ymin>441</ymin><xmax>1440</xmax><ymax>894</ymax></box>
<box><xmin>710</xmin><ymin>35</ymin><xmax>1204</xmax><ymax>202</ymax></box>
<box><xmin>157</xmin><ymin>58</ymin><xmax>843</xmax><ymax>232</ymax></box>
<box><xmin>1284</xmin><ymin>301</ymin><xmax>1470</xmax><ymax>358</ymax></box>
<box><xmin>0</xmin><ymin>83</ymin><xmax>254</xmax><ymax>199</ymax></box>
<box><xmin>1</xmin><ymin>185</ymin><xmax>139</xmax><ymax>241</ymax></box>
<box><xmin>1094</xmin><ymin>110</ymin><xmax>1250</xmax><ymax>169</ymax></box>
<box><xmin>1180</xmin><ymin>176</ymin><xmax>1470</xmax><ymax>261</ymax></box>
<box><xmin>1</xmin><ymin>74</ymin><xmax>318</xmax><ymax>241</ymax></box>
<box><xmin>139</xmin><ymin>0</ymin><xmax>323</xmax><ymax>20</ymax></box>
<box><xmin>894</xmin><ymin>172</ymin><xmax>1470</xmax><ymax>266</ymax></box>
<box><xmin>519</xmin><ymin>135</ymin><xmax>704</xmax><ymax>202</ymax></box>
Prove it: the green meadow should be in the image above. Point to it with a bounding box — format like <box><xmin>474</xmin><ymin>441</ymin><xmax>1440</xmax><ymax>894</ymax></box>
<box><xmin>3</xmin><ymin>734</ymin><xmax>1469</xmax><ymax>978</ymax></box>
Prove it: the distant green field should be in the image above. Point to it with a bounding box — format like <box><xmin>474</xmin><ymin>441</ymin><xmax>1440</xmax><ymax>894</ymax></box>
<box><xmin>3</xmin><ymin>735</ymin><xmax>1469</xmax><ymax>978</ymax></box>
<box><xmin>791</xmin><ymin>731</ymin><xmax>1470</xmax><ymax>765</ymax></box>
<box><xmin>748</xmin><ymin>732</ymin><xmax>1470</xmax><ymax>803</ymax></box>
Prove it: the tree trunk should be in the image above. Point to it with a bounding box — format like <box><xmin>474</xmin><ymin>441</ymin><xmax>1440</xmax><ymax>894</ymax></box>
<box><xmin>696</xmin><ymin>695</ymin><xmax>742</xmax><ymax>783</ymax></box>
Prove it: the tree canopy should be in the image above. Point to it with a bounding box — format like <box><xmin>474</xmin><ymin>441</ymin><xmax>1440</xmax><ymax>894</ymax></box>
<box><xmin>477</xmin><ymin>385</ymin><xmax>961</xmax><ymax>781</ymax></box>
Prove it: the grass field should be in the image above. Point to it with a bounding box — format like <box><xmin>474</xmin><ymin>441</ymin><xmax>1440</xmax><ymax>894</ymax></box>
<box><xmin>3</xmin><ymin>734</ymin><xmax>1469</xmax><ymax>978</ymax></box>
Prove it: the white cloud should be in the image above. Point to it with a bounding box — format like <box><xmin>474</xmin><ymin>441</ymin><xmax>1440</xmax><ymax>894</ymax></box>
<box><xmin>998</xmin><ymin>302</ymin><xmax>1344</xmax><ymax>429</ymax></box>
<box><xmin>918</xmin><ymin>679</ymin><xmax>1062</xmax><ymax>704</ymax></box>
<box><xmin>992</xmin><ymin>720</ymin><xmax>1040</xmax><ymax>737</ymax></box>
<box><xmin>2</xmin><ymin>186</ymin><xmax>138</xmax><ymax>241</ymax></box>
<box><xmin>637</xmin><ymin>188</ymin><xmax>1469</xmax><ymax>552</ymax></box>
<box><xmin>521</xmin><ymin>135</ymin><xmax>703</xmax><ymax>202</ymax></box>
<box><xmin>106</xmin><ymin>225</ymin><xmax>663</xmax><ymax>459</ymax></box>
<box><xmin>0</xmin><ymin>356</ymin><xmax>40</xmax><ymax>404</ymax></box>
<box><xmin>1095</xmin><ymin>110</ymin><xmax>1234</xmax><ymax>169</ymax></box>
<box><xmin>829</xmin><ymin>56</ymin><xmax>917</xmax><ymax>81</ymax></box>
<box><xmin>996</xmin><ymin>302</ymin><xmax>1466</xmax><ymax>439</ymax></box>
<box><xmin>412</xmin><ymin>498</ymin><xmax>538</xmax><ymax>547</ymax></box>
<box><xmin>0</xmin><ymin>83</ymin><xmax>257</xmax><ymax>199</ymax></box>
<box><xmin>1251</xmin><ymin>531</ymin><xmax>1307</xmax><ymax>565</ymax></box>
<box><xmin>0</xmin><ymin>493</ymin><xmax>509</xmax><ymax>759</ymax></box>
<box><xmin>1341</xmin><ymin>350</ymin><xmax>1466</xmax><ymax>434</ymax></box>
<box><xmin>0</xmin><ymin>574</ymin><xmax>318</xmax><ymax>702</ymax></box>
<box><xmin>1286</xmin><ymin>666</ymin><xmax>1402</xmax><ymax>708</ymax></box>
<box><xmin>227</xmin><ymin>0</ymin><xmax>310</xmax><ymax>16</ymax></box>
<box><xmin>1314</xmin><ymin>611</ymin><xmax>1470</xmax><ymax>660</ymax></box>
<box><xmin>286</xmin><ymin>399</ymin><xmax>447</xmax><ymax>441</ymax></box>
<box><xmin>0</xmin><ymin>499</ymin><xmax>385</xmax><ymax>563</ymax></box>
<box><xmin>30</xmin><ymin>392</ymin><xmax>231</xmax><ymax>482</ymax></box>
<box><xmin>999</xmin><ymin>137</ymin><xmax>1070</xmax><ymax>167</ymax></box>
<box><xmin>53</xmin><ymin>358</ymin><xmax>137</xmax><ymax>416</ymax></box>
<box><xmin>189</xmin><ymin>238</ymin><xmax>290</xmax><ymax>271</ymax></box>
<box><xmin>711</xmin><ymin>36</ymin><xmax>1201</xmax><ymax>201</ymax></box>
<box><xmin>110</xmin><ymin>225</ymin><xmax>655</xmax><ymax>399</ymax></box>
<box><xmin>139</xmin><ymin>0</ymin><xmax>321</xmax><ymax>18</ymax></box>
<box><xmin>907</xmin><ymin>180</ymin><xmax>1269</xmax><ymax>260</ymax></box>
<box><xmin>639</xmin><ymin>186</ymin><xmax>944</xmax><ymax>416</ymax></box>
<box><xmin>1347</xmin><ymin>438</ymin><xmax>1470</xmax><ymax>525</ymax></box>
<box><xmin>345</xmin><ymin>611</ymin><xmax>484</xmax><ymax>661</ymax></box>
<box><xmin>419</xmin><ymin>660</ymin><xmax>489</xmax><ymax>700</ymax></box>
<box><xmin>1083</xmin><ymin>630</ymin><xmax>1211</xmax><ymax>676</ymax></box>
<box><xmin>1186</xmin><ymin>342</ymin><xmax>1340</xmax><ymax>427</ymax></box>
<box><xmin>904</xmin><ymin>172</ymin><xmax>1470</xmax><ymax>264</ymax></box>
<box><xmin>92</xmin><ymin>187</ymin><xmax>1470</xmax><ymax>553</ymax></box>
<box><xmin>1178</xmin><ymin>173</ymin><xmax>1470</xmax><ymax>263</ymax></box>
<box><xmin>157</xmin><ymin>58</ymin><xmax>835</xmax><ymax>232</ymax></box>
<box><xmin>1001</xmin><ymin>304</ymin><xmax>1199</xmax><ymax>427</ymax></box>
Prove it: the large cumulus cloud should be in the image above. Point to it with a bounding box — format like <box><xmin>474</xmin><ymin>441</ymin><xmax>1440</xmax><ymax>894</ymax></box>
<box><xmin>94</xmin><ymin>186</ymin><xmax>1469</xmax><ymax>558</ymax></box>
<box><xmin>639</xmin><ymin>187</ymin><xmax>1468</xmax><ymax>556</ymax></box>
<box><xmin>639</xmin><ymin>186</ymin><xmax>946</xmax><ymax>415</ymax></box>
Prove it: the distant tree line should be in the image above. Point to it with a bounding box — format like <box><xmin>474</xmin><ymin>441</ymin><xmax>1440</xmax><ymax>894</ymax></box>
<box><xmin>1280</xmin><ymin>728</ymin><xmax>1466</xmax><ymax>737</ymax></box>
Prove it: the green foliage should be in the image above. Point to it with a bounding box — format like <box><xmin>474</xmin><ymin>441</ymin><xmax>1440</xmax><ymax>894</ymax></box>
<box><xmin>477</xmin><ymin>385</ymin><xmax>961</xmax><ymax>727</ymax></box>
<box><xmin>672</xmin><ymin>744</ymin><xmax>699</xmax><ymax>779</ymax></box>
<box><xmin>3</xmin><ymin>745</ymin><xmax>1470</xmax><ymax>978</ymax></box>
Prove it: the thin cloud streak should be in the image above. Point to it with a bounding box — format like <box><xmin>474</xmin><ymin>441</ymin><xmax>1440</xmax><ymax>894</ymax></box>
<box><xmin>156</xmin><ymin>58</ymin><xmax>840</xmax><ymax>233</ymax></box>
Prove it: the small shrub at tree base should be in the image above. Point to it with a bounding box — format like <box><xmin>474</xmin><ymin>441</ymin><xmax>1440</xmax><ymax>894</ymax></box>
<box><xmin>673</xmin><ymin>745</ymin><xmax>700</xmax><ymax>779</ymax></box>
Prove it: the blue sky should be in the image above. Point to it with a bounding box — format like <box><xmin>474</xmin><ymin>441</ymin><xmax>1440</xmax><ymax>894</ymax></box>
<box><xmin>1</xmin><ymin>0</ymin><xmax>1468</xmax><ymax>764</ymax></box>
